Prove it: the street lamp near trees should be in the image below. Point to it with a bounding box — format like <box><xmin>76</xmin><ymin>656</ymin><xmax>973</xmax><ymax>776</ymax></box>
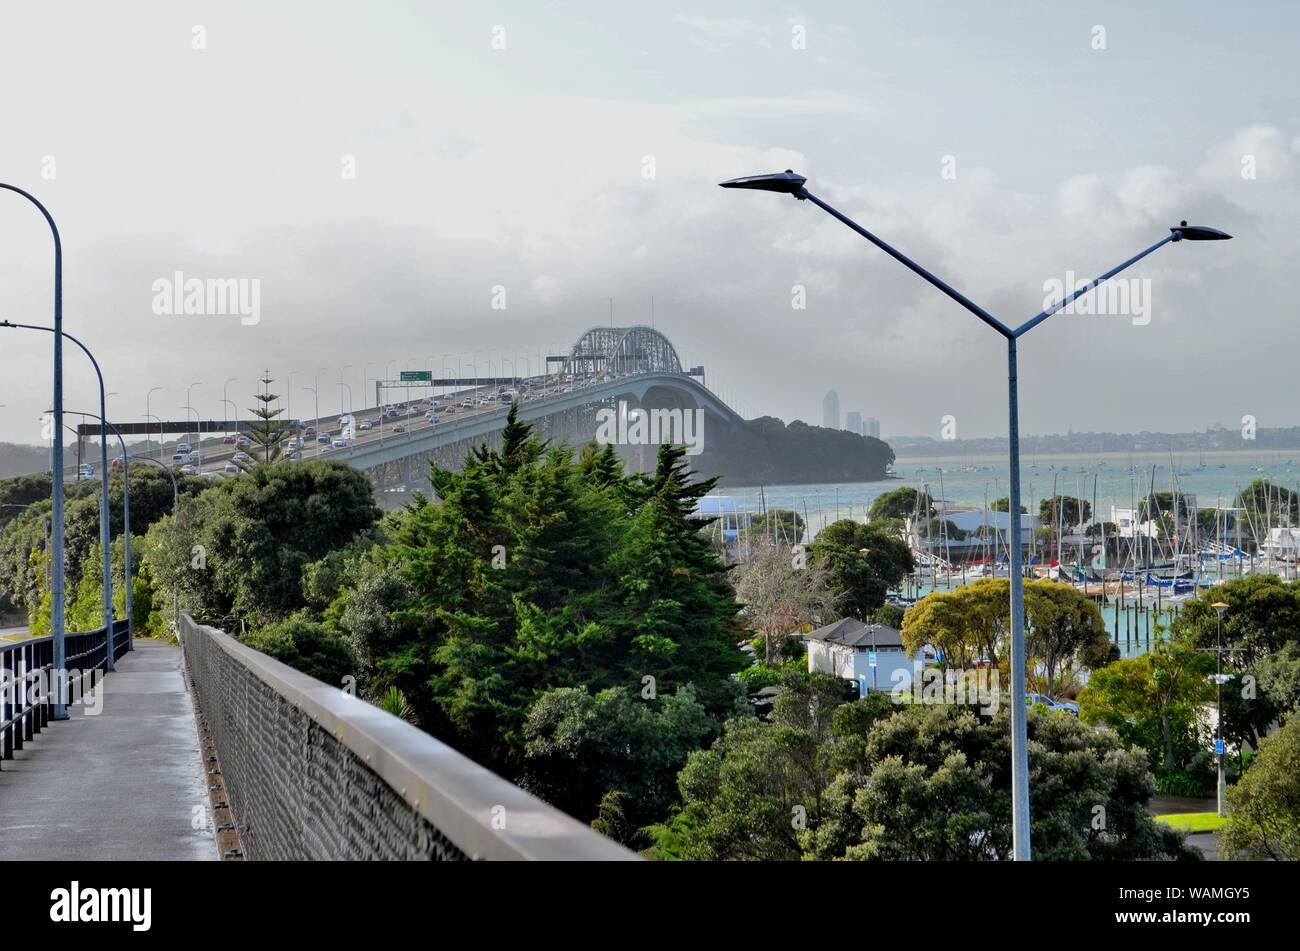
<box><xmin>2</xmin><ymin>320</ymin><xmax>119</xmax><ymax>670</ymax></box>
<box><xmin>720</xmin><ymin>168</ymin><xmax>1232</xmax><ymax>860</ymax></box>
<box><xmin>1</xmin><ymin>183</ymin><xmax>69</xmax><ymax>716</ymax></box>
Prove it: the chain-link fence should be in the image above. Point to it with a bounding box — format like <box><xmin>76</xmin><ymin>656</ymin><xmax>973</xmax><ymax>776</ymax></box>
<box><xmin>179</xmin><ymin>615</ymin><xmax>636</xmax><ymax>861</ymax></box>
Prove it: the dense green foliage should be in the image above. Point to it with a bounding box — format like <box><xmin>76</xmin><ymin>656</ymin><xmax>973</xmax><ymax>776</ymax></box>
<box><xmin>810</xmin><ymin>519</ymin><xmax>914</xmax><ymax>620</ymax></box>
<box><xmin>651</xmin><ymin>671</ymin><xmax>1196</xmax><ymax>861</ymax></box>
<box><xmin>869</xmin><ymin>486</ymin><xmax>932</xmax><ymax>522</ymax></box>
<box><xmin>331</xmin><ymin>411</ymin><xmax>746</xmax><ymax>788</ymax></box>
<box><xmin>143</xmin><ymin>461</ymin><xmax>380</xmax><ymax>627</ymax></box>
<box><xmin>1218</xmin><ymin>713</ymin><xmax>1300</xmax><ymax>860</ymax></box>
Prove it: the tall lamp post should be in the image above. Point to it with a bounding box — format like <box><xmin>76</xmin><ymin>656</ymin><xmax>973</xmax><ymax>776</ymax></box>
<box><xmin>146</xmin><ymin>386</ymin><xmax>163</xmax><ymax>460</ymax></box>
<box><xmin>1</xmin><ymin>183</ymin><xmax>70</xmax><ymax>716</ymax></box>
<box><xmin>2</xmin><ymin>320</ymin><xmax>118</xmax><ymax>671</ymax></box>
<box><xmin>720</xmin><ymin>169</ymin><xmax>1232</xmax><ymax>860</ymax></box>
<box><xmin>1202</xmin><ymin>601</ymin><xmax>1243</xmax><ymax>818</ymax></box>
<box><xmin>223</xmin><ymin>377</ymin><xmax>238</xmax><ymax>430</ymax></box>
<box><xmin>67</xmin><ymin>410</ymin><xmax>134</xmax><ymax>650</ymax></box>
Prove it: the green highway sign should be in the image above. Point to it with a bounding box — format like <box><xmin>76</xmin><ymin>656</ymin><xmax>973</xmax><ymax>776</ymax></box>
<box><xmin>399</xmin><ymin>370</ymin><xmax>433</xmax><ymax>382</ymax></box>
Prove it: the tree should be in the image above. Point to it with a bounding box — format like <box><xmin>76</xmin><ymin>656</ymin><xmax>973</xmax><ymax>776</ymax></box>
<box><xmin>810</xmin><ymin>519</ymin><xmax>914</xmax><ymax>620</ymax></box>
<box><xmin>335</xmin><ymin>415</ymin><xmax>746</xmax><ymax>783</ymax></box>
<box><xmin>1079</xmin><ymin>636</ymin><xmax>1213</xmax><ymax>771</ymax></box>
<box><xmin>240</xmin><ymin>371</ymin><xmax>289</xmax><ymax>468</ymax></box>
<box><xmin>520</xmin><ymin>684</ymin><xmax>711</xmax><ymax>830</ymax></box>
<box><xmin>990</xmin><ymin>496</ymin><xmax>1026</xmax><ymax>514</ymax></box>
<box><xmin>663</xmin><ymin>679</ymin><xmax>1197</xmax><ymax>861</ymax></box>
<box><xmin>1170</xmin><ymin>579</ymin><xmax>1300</xmax><ymax>753</ymax></box>
<box><xmin>1039</xmin><ymin>495</ymin><xmax>1091</xmax><ymax>528</ymax></box>
<box><xmin>1023</xmin><ymin>579</ymin><xmax>1111</xmax><ymax>694</ymax></box>
<box><xmin>869</xmin><ymin>486</ymin><xmax>931</xmax><ymax>522</ymax></box>
<box><xmin>902</xmin><ymin>579</ymin><xmax>1110</xmax><ymax>692</ymax></box>
<box><xmin>732</xmin><ymin>539</ymin><xmax>839</xmax><ymax>663</ymax></box>
<box><xmin>243</xmin><ymin>612</ymin><xmax>355</xmax><ymax>686</ymax></box>
<box><xmin>1218</xmin><ymin>713</ymin><xmax>1300</xmax><ymax>860</ymax></box>
<box><xmin>142</xmin><ymin>461</ymin><xmax>379</xmax><ymax>627</ymax></box>
<box><xmin>741</xmin><ymin>508</ymin><xmax>805</xmax><ymax>545</ymax></box>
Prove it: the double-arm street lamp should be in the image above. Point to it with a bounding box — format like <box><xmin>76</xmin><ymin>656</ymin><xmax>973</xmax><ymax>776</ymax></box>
<box><xmin>720</xmin><ymin>168</ymin><xmax>1231</xmax><ymax>860</ymax></box>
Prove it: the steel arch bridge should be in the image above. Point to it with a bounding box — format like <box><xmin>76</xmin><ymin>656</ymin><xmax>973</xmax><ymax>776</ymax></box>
<box><xmin>561</xmin><ymin>325</ymin><xmax>682</xmax><ymax>377</ymax></box>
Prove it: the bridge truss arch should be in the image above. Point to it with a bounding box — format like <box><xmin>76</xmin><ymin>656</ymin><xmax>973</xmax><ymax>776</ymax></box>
<box><xmin>562</xmin><ymin>325</ymin><xmax>683</xmax><ymax>378</ymax></box>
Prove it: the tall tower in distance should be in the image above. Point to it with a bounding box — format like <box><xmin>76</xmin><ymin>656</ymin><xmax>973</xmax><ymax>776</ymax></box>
<box><xmin>823</xmin><ymin>389</ymin><xmax>840</xmax><ymax>430</ymax></box>
<box><xmin>845</xmin><ymin>411</ymin><xmax>863</xmax><ymax>435</ymax></box>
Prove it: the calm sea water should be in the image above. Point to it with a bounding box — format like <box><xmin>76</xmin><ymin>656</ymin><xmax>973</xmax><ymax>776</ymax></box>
<box><xmin>712</xmin><ymin>448</ymin><xmax>1300</xmax><ymax>537</ymax></box>
<box><xmin>709</xmin><ymin>448</ymin><xmax>1300</xmax><ymax>655</ymax></box>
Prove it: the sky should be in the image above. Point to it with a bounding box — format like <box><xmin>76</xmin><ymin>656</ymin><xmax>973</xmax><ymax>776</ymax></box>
<box><xmin>0</xmin><ymin>0</ymin><xmax>1296</xmax><ymax>446</ymax></box>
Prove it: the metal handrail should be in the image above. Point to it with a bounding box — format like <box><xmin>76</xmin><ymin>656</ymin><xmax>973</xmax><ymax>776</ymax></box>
<box><xmin>0</xmin><ymin>619</ymin><xmax>129</xmax><ymax>766</ymax></box>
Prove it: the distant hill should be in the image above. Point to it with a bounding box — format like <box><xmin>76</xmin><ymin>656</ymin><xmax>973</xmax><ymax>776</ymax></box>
<box><xmin>692</xmin><ymin>416</ymin><xmax>895</xmax><ymax>487</ymax></box>
<box><xmin>0</xmin><ymin>442</ymin><xmax>51</xmax><ymax>480</ymax></box>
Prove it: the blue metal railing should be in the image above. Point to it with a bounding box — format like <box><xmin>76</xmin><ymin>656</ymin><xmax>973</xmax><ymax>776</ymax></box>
<box><xmin>0</xmin><ymin>619</ymin><xmax>129</xmax><ymax>765</ymax></box>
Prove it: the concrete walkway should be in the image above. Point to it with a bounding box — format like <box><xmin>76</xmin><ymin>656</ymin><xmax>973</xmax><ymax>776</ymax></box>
<box><xmin>0</xmin><ymin>639</ymin><xmax>215</xmax><ymax>860</ymax></box>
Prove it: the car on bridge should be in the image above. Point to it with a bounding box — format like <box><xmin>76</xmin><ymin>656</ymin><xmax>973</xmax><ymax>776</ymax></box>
<box><xmin>77</xmin><ymin>463</ymin><xmax>94</xmax><ymax>480</ymax></box>
<box><xmin>360</xmin><ymin>420</ymin><xmax>373</xmax><ymax>430</ymax></box>
<box><xmin>179</xmin><ymin>464</ymin><xmax>198</xmax><ymax>475</ymax></box>
<box><xmin>233</xmin><ymin>451</ymin><xmax>252</xmax><ymax>463</ymax></box>
<box><xmin>223</xmin><ymin>435</ymin><xmax>237</xmax><ymax>445</ymax></box>
<box><xmin>392</xmin><ymin>423</ymin><xmax>406</xmax><ymax>433</ymax></box>
<box><xmin>237</xmin><ymin>435</ymin><xmax>252</xmax><ymax>448</ymax></box>
<box><xmin>224</xmin><ymin>462</ymin><xmax>240</xmax><ymax>473</ymax></box>
<box><xmin>332</xmin><ymin>437</ymin><xmax>349</xmax><ymax>448</ymax></box>
<box><xmin>316</xmin><ymin>433</ymin><xmax>331</xmax><ymax>444</ymax></box>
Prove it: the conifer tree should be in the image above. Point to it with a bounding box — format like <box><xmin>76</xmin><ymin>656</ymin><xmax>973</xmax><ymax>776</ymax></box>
<box><xmin>239</xmin><ymin>371</ymin><xmax>288</xmax><ymax>470</ymax></box>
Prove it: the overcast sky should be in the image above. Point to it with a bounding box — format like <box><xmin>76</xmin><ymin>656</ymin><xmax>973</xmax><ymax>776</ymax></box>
<box><xmin>0</xmin><ymin>1</ymin><xmax>1295</xmax><ymax>446</ymax></box>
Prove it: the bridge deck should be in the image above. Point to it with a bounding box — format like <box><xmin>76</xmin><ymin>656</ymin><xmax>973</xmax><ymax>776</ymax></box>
<box><xmin>0</xmin><ymin>640</ymin><xmax>216</xmax><ymax>860</ymax></box>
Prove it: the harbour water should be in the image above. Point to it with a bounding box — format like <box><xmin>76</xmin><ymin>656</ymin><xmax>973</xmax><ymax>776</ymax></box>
<box><xmin>714</xmin><ymin>448</ymin><xmax>1300</xmax><ymax>539</ymax></box>
<box><xmin>709</xmin><ymin>448</ymin><xmax>1300</xmax><ymax>657</ymax></box>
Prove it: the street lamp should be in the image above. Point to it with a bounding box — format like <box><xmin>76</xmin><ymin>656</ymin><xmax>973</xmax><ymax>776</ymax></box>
<box><xmin>1202</xmin><ymin>601</ymin><xmax>1243</xmax><ymax>819</ymax></box>
<box><xmin>223</xmin><ymin>377</ymin><xmax>237</xmax><ymax>431</ymax></box>
<box><xmin>339</xmin><ymin>365</ymin><xmax>353</xmax><ymax>416</ymax></box>
<box><xmin>721</xmin><ymin>168</ymin><xmax>1232</xmax><ymax>860</ymax></box>
<box><xmin>67</xmin><ymin>409</ymin><xmax>134</xmax><ymax>650</ymax></box>
<box><xmin>2</xmin><ymin>320</ymin><xmax>118</xmax><ymax>671</ymax></box>
<box><xmin>287</xmin><ymin>370</ymin><xmax>300</xmax><ymax>424</ymax></box>
<box><xmin>302</xmin><ymin>385</ymin><xmax>319</xmax><ymax>454</ymax></box>
<box><xmin>146</xmin><ymin>386</ymin><xmax>163</xmax><ymax>460</ymax></box>
<box><xmin>1</xmin><ymin>183</ymin><xmax>69</xmax><ymax>716</ymax></box>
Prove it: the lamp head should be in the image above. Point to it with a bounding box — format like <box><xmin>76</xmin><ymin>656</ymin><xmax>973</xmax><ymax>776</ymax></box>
<box><xmin>1211</xmin><ymin>601</ymin><xmax>1229</xmax><ymax>620</ymax></box>
<box><xmin>718</xmin><ymin>169</ymin><xmax>808</xmax><ymax>197</ymax></box>
<box><xmin>1171</xmin><ymin>221</ymin><xmax>1232</xmax><ymax>241</ymax></box>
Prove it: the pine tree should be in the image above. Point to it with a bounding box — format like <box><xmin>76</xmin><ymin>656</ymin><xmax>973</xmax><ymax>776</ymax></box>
<box><xmin>240</xmin><ymin>371</ymin><xmax>288</xmax><ymax>470</ymax></box>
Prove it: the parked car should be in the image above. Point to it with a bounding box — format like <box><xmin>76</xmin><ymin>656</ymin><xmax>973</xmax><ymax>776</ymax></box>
<box><xmin>1025</xmin><ymin>693</ymin><xmax>1078</xmax><ymax>715</ymax></box>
